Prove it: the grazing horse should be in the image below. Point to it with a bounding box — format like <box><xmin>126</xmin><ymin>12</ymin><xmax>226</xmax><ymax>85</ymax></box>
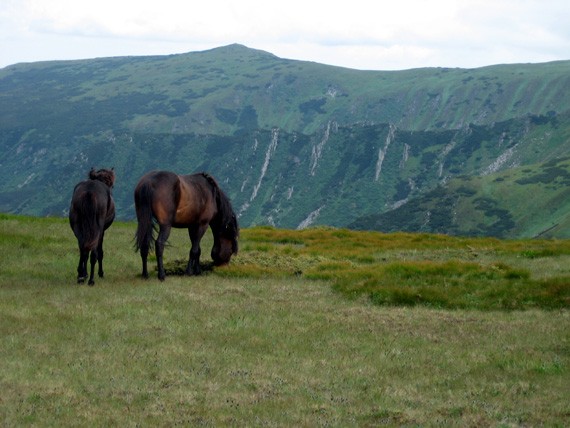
<box><xmin>69</xmin><ymin>168</ymin><xmax>116</xmax><ymax>285</ymax></box>
<box><xmin>134</xmin><ymin>171</ymin><xmax>239</xmax><ymax>280</ymax></box>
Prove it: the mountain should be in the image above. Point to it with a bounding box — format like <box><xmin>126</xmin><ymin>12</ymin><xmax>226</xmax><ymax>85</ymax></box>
<box><xmin>1</xmin><ymin>44</ymin><xmax>569</xmax><ymax>237</ymax></box>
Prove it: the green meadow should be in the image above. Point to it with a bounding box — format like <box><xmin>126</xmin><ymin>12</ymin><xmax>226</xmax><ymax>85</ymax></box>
<box><xmin>1</xmin><ymin>214</ymin><xmax>569</xmax><ymax>426</ymax></box>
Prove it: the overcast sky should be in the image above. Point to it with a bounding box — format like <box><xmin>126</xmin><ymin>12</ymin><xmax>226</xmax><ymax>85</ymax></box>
<box><xmin>1</xmin><ymin>0</ymin><xmax>569</xmax><ymax>71</ymax></box>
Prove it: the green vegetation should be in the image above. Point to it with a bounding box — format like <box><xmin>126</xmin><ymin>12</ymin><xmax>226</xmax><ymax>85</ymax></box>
<box><xmin>1</xmin><ymin>215</ymin><xmax>569</xmax><ymax>425</ymax></box>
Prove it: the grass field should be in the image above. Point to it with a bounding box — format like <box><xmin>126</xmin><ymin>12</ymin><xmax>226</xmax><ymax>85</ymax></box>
<box><xmin>1</xmin><ymin>214</ymin><xmax>569</xmax><ymax>426</ymax></box>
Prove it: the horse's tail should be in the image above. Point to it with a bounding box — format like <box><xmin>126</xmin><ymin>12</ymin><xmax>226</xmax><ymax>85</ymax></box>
<box><xmin>75</xmin><ymin>191</ymin><xmax>102</xmax><ymax>251</ymax></box>
<box><xmin>134</xmin><ymin>181</ymin><xmax>156</xmax><ymax>253</ymax></box>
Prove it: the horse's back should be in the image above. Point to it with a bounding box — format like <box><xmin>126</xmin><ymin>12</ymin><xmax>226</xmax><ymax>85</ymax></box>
<box><xmin>175</xmin><ymin>174</ymin><xmax>216</xmax><ymax>226</ymax></box>
<box><xmin>136</xmin><ymin>170</ymin><xmax>179</xmax><ymax>186</ymax></box>
<box><xmin>135</xmin><ymin>171</ymin><xmax>180</xmax><ymax>197</ymax></box>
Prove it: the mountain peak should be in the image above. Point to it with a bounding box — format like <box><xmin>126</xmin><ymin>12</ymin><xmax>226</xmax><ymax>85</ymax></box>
<box><xmin>196</xmin><ymin>43</ymin><xmax>277</xmax><ymax>59</ymax></box>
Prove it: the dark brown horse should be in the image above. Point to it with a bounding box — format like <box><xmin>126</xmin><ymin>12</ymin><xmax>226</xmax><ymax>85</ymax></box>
<box><xmin>134</xmin><ymin>171</ymin><xmax>239</xmax><ymax>280</ymax></box>
<box><xmin>69</xmin><ymin>168</ymin><xmax>116</xmax><ymax>285</ymax></box>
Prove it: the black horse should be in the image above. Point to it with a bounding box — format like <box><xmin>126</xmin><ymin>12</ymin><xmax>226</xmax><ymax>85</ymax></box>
<box><xmin>134</xmin><ymin>171</ymin><xmax>239</xmax><ymax>280</ymax></box>
<box><xmin>69</xmin><ymin>168</ymin><xmax>115</xmax><ymax>285</ymax></box>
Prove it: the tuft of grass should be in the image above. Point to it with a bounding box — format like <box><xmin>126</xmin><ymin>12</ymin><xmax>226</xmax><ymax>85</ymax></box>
<box><xmin>228</xmin><ymin>227</ymin><xmax>570</xmax><ymax>310</ymax></box>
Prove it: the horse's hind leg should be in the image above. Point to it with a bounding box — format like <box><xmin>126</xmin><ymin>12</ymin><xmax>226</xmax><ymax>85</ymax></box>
<box><xmin>156</xmin><ymin>224</ymin><xmax>171</xmax><ymax>281</ymax></box>
<box><xmin>140</xmin><ymin>242</ymin><xmax>150</xmax><ymax>279</ymax></box>
<box><xmin>88</xmin><ymin>249</ymin><xmax>97</xmax><ymax>286</ymax></box>
<box><xmin>77</xmin><ymin>249</ymin><xmax>89</xmax><ymax>284</ymax></box>
<box><xmin>97</xmin><ymin>233</ymin><xmax>105</xmax><ymax>279</ymax></box>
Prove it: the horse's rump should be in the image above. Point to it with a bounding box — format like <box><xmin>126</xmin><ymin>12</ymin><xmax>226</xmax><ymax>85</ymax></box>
<box><xmin>70</xmin><ymin>180</ymin><xmax>111</xmax><ymax>250</ymax></box>
<box><xmin>134</xmin><ymin>170</ymin><xmax>180</xmax><ymax>251</ymax></box>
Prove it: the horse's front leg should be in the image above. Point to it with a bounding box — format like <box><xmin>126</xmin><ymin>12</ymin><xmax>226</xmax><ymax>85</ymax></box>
<box><xmin>156</xmin><ymin>224</ymin><xmax>171</xmax><ymax>281</ymax></box>
<box><xmin>186</xmin><ymin>224</ymin><xmax>208</xmax><ymax>275</ymax></box>
<box><xmin>186</xmin><ymin>244</ymin><xmax>201</xmax><ymax>276</ymax></box>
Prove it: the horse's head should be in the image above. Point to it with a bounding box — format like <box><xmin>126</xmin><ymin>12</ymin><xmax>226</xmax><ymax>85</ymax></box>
<box><xmin>205</xmin><ymin>174</ymin><xmax>239</xmax><ymax>266</ymax></box>
<box><xmin>89</xmin><ymin>168</ymin><xmax>115</xmax><ymax>188</ymax></box>
<box><xmin>211</xmin><ymin>213</ymin><xmax>239</xmax><ymax>266</ymax></box>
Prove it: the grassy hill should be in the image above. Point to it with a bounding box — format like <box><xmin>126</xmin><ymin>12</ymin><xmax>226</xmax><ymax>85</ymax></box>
<box><xmin>1</xmin><ymin>214</ymin><xmax>569</xmax><ymax>425</ymax></box>
<box><xmin>1</xmin><ymin>45</ymin><xmax>569</xmax><ymax>236</ymax></box>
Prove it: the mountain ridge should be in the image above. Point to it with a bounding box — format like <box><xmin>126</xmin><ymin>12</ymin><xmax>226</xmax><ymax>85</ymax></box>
<box><xmin>3</xmin><ymin>45</ymin><xmax>569</xmax><ymax>135</ymax></box>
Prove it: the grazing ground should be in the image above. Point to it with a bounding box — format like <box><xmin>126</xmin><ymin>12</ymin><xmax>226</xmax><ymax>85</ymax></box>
<box><xmin>0</xmin><ymin>214</ymin><xmax>569</xmax><ymax>426</ymax></box>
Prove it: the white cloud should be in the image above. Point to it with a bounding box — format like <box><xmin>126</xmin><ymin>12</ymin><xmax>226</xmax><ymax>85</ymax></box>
<box><xmin>1</xmin><ymin>0</ymin><xmax>569</xmax><ymax>69</ymax></box>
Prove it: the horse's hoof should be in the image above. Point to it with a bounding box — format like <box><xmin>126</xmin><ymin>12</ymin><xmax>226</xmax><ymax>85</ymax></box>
<box><xmin>88</xmin><ymin>280</ymin><xmax>95</xmax><ymax>286</ymax></box>
<box><xmin>77</xmin><ymin>277</ymin><xmax>86</xmax><ymax>284</ymax></box>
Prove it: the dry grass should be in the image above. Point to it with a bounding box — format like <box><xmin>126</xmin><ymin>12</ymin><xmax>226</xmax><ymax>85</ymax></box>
<box><xmin>2</xmin><ymin>276</ymin><xmax>569</xmax><ymax>426</ymax></box>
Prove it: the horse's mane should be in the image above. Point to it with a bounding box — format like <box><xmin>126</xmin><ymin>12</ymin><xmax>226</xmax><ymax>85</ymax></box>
<box><xmin>89</xmin><ymin>168</ymin><xmax>115</xmax><ymax>188</ymax></box>
<box><xmin>201</xmin><ymin>172</ymin><xmax>239</xmax><ymax>241</ymax></box>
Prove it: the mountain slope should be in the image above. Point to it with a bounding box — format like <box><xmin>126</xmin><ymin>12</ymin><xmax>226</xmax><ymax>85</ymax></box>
<box><xmin>350</xmin><ymin>156</ymin><xmax>570</xmax><ymax>238</ymax></box>
<box><xmin>0</xmin><ymin>45</ymin><xmax>569</xmax><ymax>237</ymax></box>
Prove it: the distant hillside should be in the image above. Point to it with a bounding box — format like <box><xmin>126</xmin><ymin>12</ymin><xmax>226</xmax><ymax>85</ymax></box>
<box><xmin>1</xmin><ymin>44</ymin><xmax>569</xmax><ymax>237</ymax></box>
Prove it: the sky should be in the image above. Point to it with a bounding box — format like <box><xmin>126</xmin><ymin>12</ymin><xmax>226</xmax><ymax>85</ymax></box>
<box><xmin>1</xmin><ymin>0</ymin><xmax>569</xmax><ymax>71</ymax></box>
